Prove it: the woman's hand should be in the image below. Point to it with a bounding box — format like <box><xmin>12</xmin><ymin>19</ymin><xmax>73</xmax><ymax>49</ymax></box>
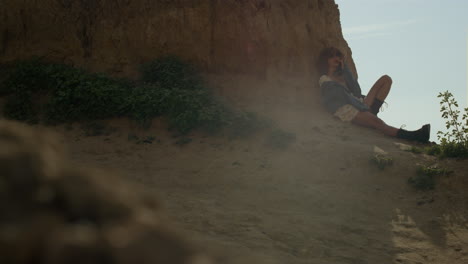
<box><xmin>334</xmin><ymin>59</ymin><xmax>344</xmax><ymax>76</ymax></box>
<box><xmin>339</xmin><ymin>59</ymin><xmax>344</xmax><ymax>70</ymax></box>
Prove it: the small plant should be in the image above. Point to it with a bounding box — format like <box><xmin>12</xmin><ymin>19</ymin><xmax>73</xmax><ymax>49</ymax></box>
<box><xmin>424</xmin><ymin>144</ymin><xmax>442</xmax><ymax>156</ymax></box>
<box><xmin>408</xmin><ymin>164</ymin><xmax>452</xmax><ymax>190</ymax></box>
<box><xmin>435</xmin><ymin>91</ymin><xmax>468</xmax><ymax>158</ymax></box>
<box><xmin>418</xmin><ymin>164</ymin><xmax>451</xmax><ymax>177</ymax></box>
<box><xmin>266</xmin><ymin>128</ymin><xmax>296</xmax><ymax>149</ymax></box>
<box><xmin>405</xmin><ymin>146</ymin><xmax>423</xmax><ymax>154</ymax></box>
<box><xmin>370</xmin><ymin>154</ymin><xmax>393</xmax><ymax>170</ymax></box>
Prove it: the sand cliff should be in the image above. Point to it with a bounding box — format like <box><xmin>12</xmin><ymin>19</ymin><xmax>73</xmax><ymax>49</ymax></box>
<box><xmin>0</xmin><ymin>0</ymin><xmax>356</xmax><ymax>107</ymax></box>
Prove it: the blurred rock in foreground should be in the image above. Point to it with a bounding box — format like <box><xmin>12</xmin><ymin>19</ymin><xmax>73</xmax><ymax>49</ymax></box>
<box><xmin>0</xmin><ymin>120</ymin><xmax>211</xmax><ymax>264</ymax></box>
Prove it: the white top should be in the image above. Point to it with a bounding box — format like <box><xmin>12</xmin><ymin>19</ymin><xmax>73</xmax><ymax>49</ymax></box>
<box><xmin>318</xmin><ymin>75</ymin><xmax>333</xmax><ymax>86</ymax></box>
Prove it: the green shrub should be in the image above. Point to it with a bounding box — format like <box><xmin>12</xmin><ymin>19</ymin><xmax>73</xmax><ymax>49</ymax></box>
<box><xmin>405</xmin><ymin>146</ymin><xmax>423</xmax><ymax>154</ymax></box>
<box><xmin>2</xmin><ymin>59</ymin><xmax>130</xmax><ymax>123</ymax></box>
<box><xmin>424</xmin><ymin>144</ymin><xmax>442</xmax><ymax>156</ymax></box>
<box><xmin>0</xmin><ymin>63</ymin><xmax>15</xmax><ymax>96</ymax></box>
<box><xmin>163</xmin><ymin>89</ymin><xmax>228</xmax><ymax>134</ymax></box>
<box><xmin>0</xmin><ymin>57</ymin><xmax>263</xmax><ymax>136</ymax></box>
<box><xmin>435</xmin><ymin>91</ymin><xmax>468</xmax><ymax>158</ymax></box>
<box><xmin>129</xmin><ymin>89</ymin><xmax>261</xmax><ymax>136</ymax></box>
<box><xmin>126</xmin><ymin>83</ymin><xmax>166</xmax><ymax>127</ymax></box>
<box><xmin>408</xmin><ymin>165</ymin><xmax>451</xmax><ymax>190</ymax></box>
<box><xmin>1</xmin><ymin>59</ymin><xmax>56</xmax><ymax>122</ymax></box>
<box><xmin>3</xmin><ymin>92</ymin><xmax>37</xmax><ymax>123</ymax></box>
<box><xmin>1</xmin><ymin>58</ymin><xmax>55</xmax><ymax>95</ymax></box>
<box><xmin>423</xmin><ymin>142</ymin><xmax>468</xmax><ymax>158</ymax></box>
<box><xmin>127</xmin><ymin>83</ymin><xmax>228</xmax><ymax>133</ymax></box>
<box><xmin>437</xmin><ymin>139</ymin><xmax>468</xmax><ymax>158</ymax></box>
<box><xmin>136</xmin><ymin>56</ymin><xmax>247</xmax><ymax>134</ymax></box>
<box><xmin>45</xmin><ymin>72</ymin><xmax>130</xmax><ymax>123</ymax></box>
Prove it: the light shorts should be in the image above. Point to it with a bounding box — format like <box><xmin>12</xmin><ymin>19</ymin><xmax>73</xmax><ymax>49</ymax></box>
<box><xmin>319</xmin><ymin>75</ymin><xmax>366</xmax><ymax>122</ymax></box>
<box><xmin>334</xmin><ymin>104</ymin><xmax>359</xmax><ymax>122</ymax></box>
<box><xmin>334</xmin><ymin>97</ymin><xmax>365</xmax><ymax>122</ymax></box>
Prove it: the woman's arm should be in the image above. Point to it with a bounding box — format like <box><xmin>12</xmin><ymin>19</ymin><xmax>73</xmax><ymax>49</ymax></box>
<box><xmin>321</xmin><ymin>80</ymin><xmax>370</xmax><ymax>113</ymax></box>
<box><xmin>342</xmin><ymin>63</ymin><xmax>365</xmax><ymax>98</ymax></box>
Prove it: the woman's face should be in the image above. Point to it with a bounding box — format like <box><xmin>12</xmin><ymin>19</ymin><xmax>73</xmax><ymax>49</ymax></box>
<box><xmin>327</xmin><ymin>53</ymin><xmax>344</xmax><ymax>72</ymax></box>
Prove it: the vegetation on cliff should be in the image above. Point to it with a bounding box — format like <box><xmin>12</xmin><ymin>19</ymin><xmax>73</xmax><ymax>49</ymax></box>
<box><xmin>0</xmin><ymin>57</ymin><xmax>259</xmax><ymax>135</ymax></box>
<box><xmin>414</xmin><ymin>91</ymin><xmax>468</xmax><ymax>159</ymax></box>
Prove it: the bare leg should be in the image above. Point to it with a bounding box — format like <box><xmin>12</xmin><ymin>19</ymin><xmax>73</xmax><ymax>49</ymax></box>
<box><xmin>363</xmin><ymin>75</ymin><xmax>392</xmax><ymax>107</ymax></box>
<box><xmin>352</xmin><ymin>111</ymin><xmax>398</xmax><ymax>137</ymax></box>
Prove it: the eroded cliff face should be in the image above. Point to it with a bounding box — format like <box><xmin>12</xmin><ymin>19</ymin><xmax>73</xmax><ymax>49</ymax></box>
<box><xmin>0</xmin><ymin>0</ymin><xmax>353</xmax><ymax>109</ymax></box>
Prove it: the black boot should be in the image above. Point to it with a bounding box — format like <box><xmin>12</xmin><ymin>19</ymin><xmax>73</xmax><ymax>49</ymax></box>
<box><xmin>370</xmin><ymin>99</ymin><xmax>384</xmax><ymax>115</ymax></box>
<box><xmin>397</xmin><ymin>124</ymin><xmax>430</xmax><ymax>143</ymax></box>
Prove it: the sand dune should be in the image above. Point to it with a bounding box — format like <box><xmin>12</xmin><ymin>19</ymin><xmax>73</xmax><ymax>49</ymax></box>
<box><xmin>63</xmin><ymin>114</ymin><xmax>468</xmax><ymax>264</ymax></box>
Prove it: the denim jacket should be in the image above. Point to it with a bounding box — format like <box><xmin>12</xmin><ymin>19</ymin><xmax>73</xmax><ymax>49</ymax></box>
<box><xmin>319</xmin><ymin>64</ymin><xmax>369</xmax><ymax>113</ymax></box>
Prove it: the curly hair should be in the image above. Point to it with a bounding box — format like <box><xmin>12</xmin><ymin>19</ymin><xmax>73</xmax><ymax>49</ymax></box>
<box><xmin>317</xmin><ymin>47</ymin><xmax>344</xmax><ymax>76</ymax></box>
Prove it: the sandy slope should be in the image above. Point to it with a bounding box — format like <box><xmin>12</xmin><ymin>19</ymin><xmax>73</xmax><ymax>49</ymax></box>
<box><xmin>62</xmin><ymin>113</ymin><xmax>468</xmax><ymax>264</ymax></box>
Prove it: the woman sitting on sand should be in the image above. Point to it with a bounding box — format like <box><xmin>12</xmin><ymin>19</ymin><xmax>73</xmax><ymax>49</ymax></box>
<box><xmin>317</xmin><ymin>47</ymin><xmax>430</xmax><ymax>143</ymax></box>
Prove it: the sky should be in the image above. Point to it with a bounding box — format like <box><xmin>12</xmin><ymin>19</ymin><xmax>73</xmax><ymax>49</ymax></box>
<box><xmin>334</xmin><ymin>0</ymin><xmax>468</xmax><ymax>142</ymax></box>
